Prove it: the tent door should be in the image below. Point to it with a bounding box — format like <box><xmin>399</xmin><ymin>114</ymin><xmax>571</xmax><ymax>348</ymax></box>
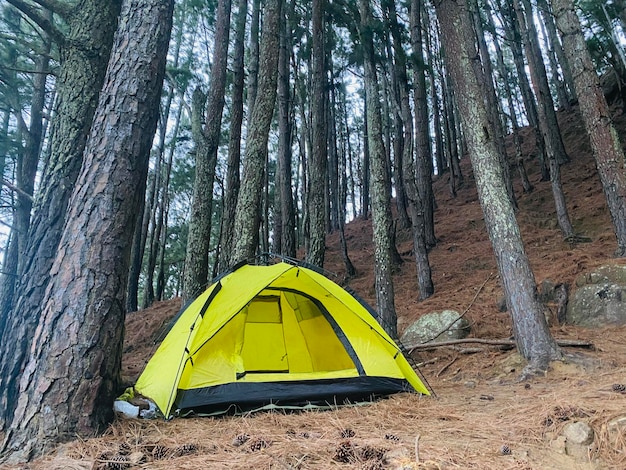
<box><xmin>240</xmin><ymin>296</ymin><xmax>289</xmax><ymax>375</ymax></box>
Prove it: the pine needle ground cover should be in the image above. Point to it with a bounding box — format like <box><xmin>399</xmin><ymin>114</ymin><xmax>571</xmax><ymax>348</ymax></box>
<box><xmin>11</xmin><ymin>345</ymin><xmax>626</xmax><ymax>470</ymax></box>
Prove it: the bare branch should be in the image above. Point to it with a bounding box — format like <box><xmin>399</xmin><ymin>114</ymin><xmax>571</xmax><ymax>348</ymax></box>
<box><xmin>29</xmin><ymin>0</ymin><xmax>72</xmax><ymax>19</ymax></box>
<box><xmin>2</xmin><ymin>179</ymin><xmax>35</xmax><ymax>203</ymax></box>
<box><xmin>407</xmin><ymin>337</ymin><xmax>594</xmax><ymax>352</ymax></box>
<box><xmin>5</xmin><ymin>0</ymin><xmax>66</xmax><ymax>45</ymax></box>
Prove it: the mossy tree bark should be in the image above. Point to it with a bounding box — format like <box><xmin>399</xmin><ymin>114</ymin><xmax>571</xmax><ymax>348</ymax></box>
<box><xmin>183</xmin><ymin>0</ymin><xmax>231</xmax><ymax>299</ymax></box>
<box><xmin>231</xmin><ymin>0</ymin><xmax>282</xmax><ymax>264</ymax></box>
<box><xmin>359</xmin><ymin>0</ymin><xmax>398</xmax><ymax>337</ymax></box>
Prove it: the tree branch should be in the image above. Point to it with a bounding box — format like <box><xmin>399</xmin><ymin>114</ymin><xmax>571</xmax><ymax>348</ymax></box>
<box><xmin>5</xmin><ymin>0</ymin><xmax>66</xmax><ymax>45</ymax></box>
<box><xmin>406</xmin><ymin>337</ymin><xmax>594</xmax><ymax>352</ymax></box>
<box><xmin>29</xmin><ymin>0</ymin><xmax>72</xmax><ymax>19</ymax></box>
<box><xmin>2</xmin><ymin>179</ymin><xmax>35</xmax><ymax>203</ymax></box>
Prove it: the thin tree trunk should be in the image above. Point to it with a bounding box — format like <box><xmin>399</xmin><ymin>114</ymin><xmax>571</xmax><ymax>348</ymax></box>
<box><xmin>537</xmin><ymin>0</ymin><xmax>576</xmax><ymax>104</ymax></box>
<box><xmin>552</xmin><ymin>0</ymin><xmax>626</xmax><ymax>256</ymax></box>
<box><xmin>433</xmin><ymin>0</ymin><xmax>561</xmax><ymax>372</ymax></box>
<box><xmin>516</xmin><ymin>0</ymin><xmax>575</xmax><ymax>237</ymax></box>
<box><xmin>307</xmin><ymin>0</ymin><xmax>327</xmax><ymax>267</ymax></box>
<box><xmin>0</xmin><ymin>31</ymin><xmax>50</xmax><ymax>323</ymax></box>
<box><xmin>410</xmin><ymin>0</ymin><xmax>437</xmax><ymax>248</ymax></box>
<box><xmin>537</xmin><ymin>10</ymin><xmax>569</xmax><ymax>111</ymax></box>
<box><xmin>442</xmin><ymin>74</ymin><xmax>458</xmax><ymax>197</ymax></box>
<box><xmin>471</xmin><ymin>0</ymin><xmax>517</xmax><ymax>210</ymax></box>
<box><xmin>183</xmin><ymin>0</ymin><xmax>231</xmax><ymax>299</ymax></box>
<box><xmin>484</xmin><ymin>6</ymin><xmax>534</xmax><ymax>193</ymax></box>
<box><xmin>518</xmin><ymin>0</ymin><xmax>570</xmax><ymax>165</ymax></box>
<box><xmin>361</xmin><ymin>100</ymin><xmax>371</xmax><ymax>219</ymax></box>
<box><xmin>495</xmin><ymin>0</ymin><xmax>550</xmax><ymax>181</ymax></box>
<box><xmin>247</xmin><ymin>0</ymin><xmax>261</xmax><ymax>120</ymax></box>
<box><xmin>428</xmin><ymin>37</ymin><xmax>445</xmax><ymax>176</ymax></box>
<box><xmin>231</xmin><ymin>0</ymin><xmax>282</xmax><ymax>263</ymax></box>
<box><xmin>359</xmin><ymin>0</ymin><xmax>398</xmax><ymax>337</ymax></box>
<box><xmin>218</xmin><ymin>0</ymin><xmax>247</xmax><ymax>271</ymax></box>
<box><xmin>0</xmin><ymin>0</ymin><xmax>172</xmax><ymax>461</ymax></box>
<box><xmin>275</xmin><ymin>4</ymin><xmax>296</xmax><ymax>257</ymax></box>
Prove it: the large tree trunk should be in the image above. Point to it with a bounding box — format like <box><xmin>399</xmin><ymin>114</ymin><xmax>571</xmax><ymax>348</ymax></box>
<box><xmin>183</xmin><ymin>0</ymin><xmax>231</xmax><ymax>300</ymax></box>
<box><xmin>359</xmin><ymin>0</ymin><xmax>398</xmax><ymax>338</ymax></box>
<box><xmin>0</xmin><ymin>0</ymin><xmax>122</xmax><ymax>431</ymax></box>
<box><xmin>231</xmin><ymin>0</ymin><xmax>282</xmax><ymax>264</ymax></box>
<box><xmin>552</xmin><ymin>0</ymin><xmax>626</xmax><ymax>256</ymax></box>
<box><xmin>433</xmin><ymin>0</ymin><xmax>561</xmax><ymax>372</ymax></box>
<box><xmin>0</xmin><ymin>0</ymin><xmax>172</xmax><ymax>462</ymax></box>
<box><xmin>410</xmin><ymin>0</ymin><xmax>437</xmax><ymax>248</ymax></box>
<box><xmin>307</xmin><ymin>0</ymin><xmax>327</xmax><ymax>267</ymax></box>
<box><xmin>277</xmin><ymin>9</ymin><xmax>296</xmax><ymax>258</ymax></box>
<box><xmin>218</xmin><ymin>0</ymin><xmax>247</xmax><ymax>272</ymax></box>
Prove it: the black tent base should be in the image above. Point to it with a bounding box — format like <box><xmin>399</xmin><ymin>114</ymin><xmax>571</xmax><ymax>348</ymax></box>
<box><xmin>173</xmin><ymin>376</ymin><xmax>416</xmax><ymax>416</ymax></box>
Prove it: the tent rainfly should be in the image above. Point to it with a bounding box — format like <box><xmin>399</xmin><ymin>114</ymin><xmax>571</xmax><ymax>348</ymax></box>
<box><xmin>134</xmin><ymin>262</ymin><xmax>430</xmax><ymax>417</ymax></box>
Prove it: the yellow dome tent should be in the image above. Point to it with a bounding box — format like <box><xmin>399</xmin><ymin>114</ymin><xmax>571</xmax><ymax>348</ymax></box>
<box><xmin>134</xmin><ymin>261</ymin><xmax>430</xmax><ymax>417</ymax></box>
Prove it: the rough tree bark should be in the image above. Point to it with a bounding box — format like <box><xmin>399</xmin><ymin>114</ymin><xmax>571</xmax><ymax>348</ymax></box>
<box><xmin>433</xmin><ymin>0</ymin><xmax>561</xmax><ymax>372</ymax></box>
<box><xmin>410</xmin><ymin>0</ymin><xmax>437</xmax><ymax>248</ymax></box>
<box><xmin>0</xmin><ymin>0</ymin><xmax>173</xmax><ymax>461</ymax></box>
<box><xmin>552</xmin><ymin>0</ymin><xmax>626</xmax><ymax>256</ymax></box>
<box><xmin>359</xmin><ymin>0</ymin><xmax>398</xmax><ymax>337</ymax></box>
<box><xmin>183</xmin><ymin>0</ymin><xmax>231</xmax><ymax>299</ymax></box>
<box><xmin>307</xmin><ymin>0</ymin><xmax>328</xmax><ymax>268</ymax></box>
<box><xmin>0</xmin><ymin>0</ymin><xmax>122</xmax><ymax>431</ymax></box>
<box><xmin>391</xmin><ymin>0</ymin><xmax>434</xmax><ymax>298</ymax></box>
<box><xmin>218</xmin><ymin>0</ymin><xmax>247</xmax><ymax>272</ymax></box>
<box><xmin>231</xmin><ymin>0</ymin><xmax>282</xmax><ymax>263</ymax></box>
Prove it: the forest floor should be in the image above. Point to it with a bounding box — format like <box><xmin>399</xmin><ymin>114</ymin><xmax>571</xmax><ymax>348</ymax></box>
<box><xmin>5</xmin><ymin>105</ymin><xmax>626</xmax><ymax>469</ymax></box>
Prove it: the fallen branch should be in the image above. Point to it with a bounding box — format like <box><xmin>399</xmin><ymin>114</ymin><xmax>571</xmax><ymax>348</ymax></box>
<box><xmin>415</xmin><ymin>357</ymin><xmax>439</xmax><ymax>367</ymax></box>
<box><xmin>407</xmin><ymin>337</ymin><xmax>593</xmax><ymax>352</ymax></box>
<box><xmin>436</xmin><ymin>356</ymin><xmax>457</xmax><ymax>377</ymax></box>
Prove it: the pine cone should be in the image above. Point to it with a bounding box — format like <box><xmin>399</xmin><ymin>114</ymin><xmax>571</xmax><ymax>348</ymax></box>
<box><xmin>118</xmin><ymin>442</ymin><xmax>131</xmax><ymax>455</ymax></box>
<box><xmin>105</xmin><ymin>455</ymin><xmax>130</xmax><ymax>470</ymax></box>
<box><xmin>333</xmin><ymin>440</ymin><xmax>356</xmax><ymax>463</ymax></box>
<box><xmin>340</xmin><ymin>428</ymin><xmax>356</xmax><ymax>438</ymax></box>
<box><xmin>249</xmin><ymin>437</ymin><xmax>269</xmax><ymax>452</ymax></box>
<box><xmin>612</xmin><ymin>383</ymin><xmax>626</xmax><ymax>393</ymax></box>
<box><xmin>151</xmin><ymin>444</ymin><xmax>170</xmax><ymax>460</ymax></box>
<box><xmin>359</xmin><ymin>445</ymin><xmax>385</xmax><ymax>461</ymax></box>
<box><xmin>360</xmin><ymin>460</ymin><xmax>384</xmax><ymax>470</ymax></box>
<box><xmin>232</xmin><ymin>433</ymin><xmax>250</xmax><ymax>447</ymax></box>
<box><xmin>173</xmin><ymin>443</ymin><xmax>199</xmax><ymax>457</ymax></box>
<box><xmin>500</xmin><ymin>444</ymin><xmax>512</xmax><ymax>455</ymax></box>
